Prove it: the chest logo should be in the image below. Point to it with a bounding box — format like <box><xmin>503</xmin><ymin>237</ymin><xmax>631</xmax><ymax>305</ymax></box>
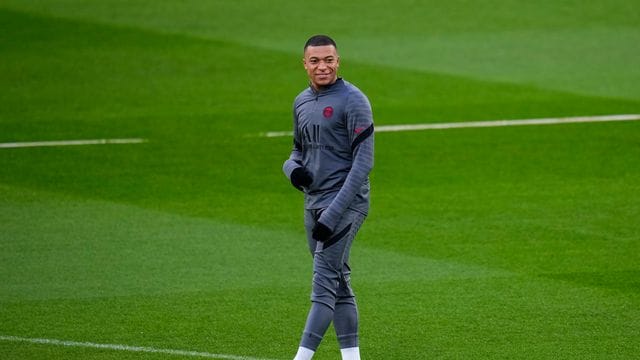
<box><xmin>323</xmin><ymin>106</ymin><xmax>334</xmax><ymax>119</ymax></box>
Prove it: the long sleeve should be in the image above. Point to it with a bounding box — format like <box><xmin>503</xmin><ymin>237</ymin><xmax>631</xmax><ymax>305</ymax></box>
<box><xmin>318</xmin><ymin>90</ymin><xmax>374</xmax><ymax>230</ymax></box>
<box><xmin>283</xmin><ymin>106</ymin><xmax>303</xmax><ymax>179</ymax></box>
<box><xmin>283</xmin><ymin>139</ymin><xmax>303</xmax><ymax>179</ymax></box>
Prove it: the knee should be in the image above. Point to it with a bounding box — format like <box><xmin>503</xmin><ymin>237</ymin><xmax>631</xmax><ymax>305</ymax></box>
<box><xmin>311</xmin><ymin>271</ymin><xmax>340</xmax><ymax>309</ymax></box>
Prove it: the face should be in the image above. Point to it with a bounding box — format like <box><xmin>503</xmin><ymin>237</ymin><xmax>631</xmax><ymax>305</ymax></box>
<box><xmin>303</xmin><ymin>45</ymin><xmax>340</xmax><ymax>90</ymax></box>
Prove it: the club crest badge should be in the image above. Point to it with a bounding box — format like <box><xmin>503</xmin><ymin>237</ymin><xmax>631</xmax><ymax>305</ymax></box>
<box><xmin>323</xmin><ymin>106</ymin><xmax>334</xmax><ymax>119</ymax></box>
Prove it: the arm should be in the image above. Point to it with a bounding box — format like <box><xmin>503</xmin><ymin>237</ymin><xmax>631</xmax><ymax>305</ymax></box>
<box><xmin>317</xmin><ymin>90</ymin><xmax>374</xmax><ymax>231</ymax></box>
<box><xmin>283</xmin><ymin>106</ymin><xmax>313</xmax><ymax>191</ymax></box>
<box><xmin>283</xmin><ymin>138</ymin><xmax>303</xmax><ymax>178</ymax></box>
<box><xmin>283</xmin><ymin>139</ymin><xmax>313</xmax><ymax>191</ymax></box>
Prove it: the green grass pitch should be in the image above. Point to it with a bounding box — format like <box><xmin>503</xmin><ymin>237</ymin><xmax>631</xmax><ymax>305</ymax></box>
<box><xmin>1</xmin><ymin>1</ymin><xmax>639</xmax><ymax>359</ymax></box>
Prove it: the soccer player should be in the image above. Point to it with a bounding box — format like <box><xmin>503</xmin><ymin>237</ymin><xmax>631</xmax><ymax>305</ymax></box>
<box><xmin>283</xmin><ymin>35</ymin><xmax>374</xmax><ymax>360</ymax></box>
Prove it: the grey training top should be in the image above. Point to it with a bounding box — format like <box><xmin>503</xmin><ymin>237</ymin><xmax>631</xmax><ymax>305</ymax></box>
<box><xmin>283</xmin><ymin>78</ymin><xmax>374</xmax><ymax>231</ymax></box>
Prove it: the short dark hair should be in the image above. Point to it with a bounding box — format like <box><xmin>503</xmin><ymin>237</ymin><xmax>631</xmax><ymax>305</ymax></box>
<box><xmin>304</xmin><ymin>35</ymin><xmax>337</xmax><ymax>51</ymax></box>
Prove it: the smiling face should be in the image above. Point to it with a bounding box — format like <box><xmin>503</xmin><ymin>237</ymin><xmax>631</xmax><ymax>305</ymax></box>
<box><xmin>303</xmin><ymin>45</ymin><xmax>340</xmax><ymax>90</ymax></box>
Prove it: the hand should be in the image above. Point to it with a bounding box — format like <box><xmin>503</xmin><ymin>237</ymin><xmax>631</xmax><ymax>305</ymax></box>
<box><xmin>290</xmin><ymin>167</ymin><xmax>313</xmax><ymax>191</ymax></box>
<box><xmin>312</xmin><ymin>221</ymin><xmax>332</xmax><ymax>242</ymax></box>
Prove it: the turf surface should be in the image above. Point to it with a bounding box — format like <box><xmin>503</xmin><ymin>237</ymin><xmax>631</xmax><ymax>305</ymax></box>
<box><xmin>1</xmin><ymin>1</ymin><xmax>639</xmax><ymax>359</ymax></box>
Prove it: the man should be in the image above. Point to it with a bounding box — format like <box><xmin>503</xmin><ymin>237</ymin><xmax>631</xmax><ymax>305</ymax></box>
<box><xmin>282</xmin><ymin>35</ymin><xmax>374</xmax><ymax>360</ymax></box>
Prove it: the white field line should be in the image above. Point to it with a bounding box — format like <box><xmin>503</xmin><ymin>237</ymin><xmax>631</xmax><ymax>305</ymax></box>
<box><xmin>262</xmin><ymin>114</ymin><xmax>640</xmax><ymax>137</ymax></box>
<box><xmin>0</xmin><ymin>138</ymin><xmax>147</xmax><ymax>149</ymax></box>
<box><xmin>0</xmin><ymin>335</ymin><xmax>279</xmax><ymax>360</ymax></box>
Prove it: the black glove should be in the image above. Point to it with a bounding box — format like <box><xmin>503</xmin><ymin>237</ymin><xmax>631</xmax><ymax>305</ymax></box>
<box><xmin>290</xmin><ymin>167</ymin><xmax>313</xmax><ymax>191</ymax></box>
<box><xmin>312</xmin><ymin>221</ymin><xmax>332</xmax><ymax>242</ymax></box>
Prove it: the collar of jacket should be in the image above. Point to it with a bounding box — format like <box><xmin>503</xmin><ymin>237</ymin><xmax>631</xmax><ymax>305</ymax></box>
<box><xmin>309</xmin><ymin>78</ymin><xmax>344</xmax><ymax>95</ymax></box>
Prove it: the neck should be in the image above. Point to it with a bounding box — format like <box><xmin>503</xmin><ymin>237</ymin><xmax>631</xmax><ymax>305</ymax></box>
<box><xmin>311</xmin><ymin>78</ymin><xmax>340</xmax><ymax>92</ymax></box>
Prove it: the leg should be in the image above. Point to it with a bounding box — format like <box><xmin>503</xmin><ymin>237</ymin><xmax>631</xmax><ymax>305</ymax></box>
<box><xmin>296</xmin><ymin>209</ymin><xmax>365</xmax><ymax>355</ymax></box>
<box><xmin>334</xmin><ymin>265</ymin><xmax>359</xmax><ymax>349</ymax></box>
<box><xmin>333</xmin><ymin>212</ymin><xmax>365</xmax><ymax>351</ymax></box>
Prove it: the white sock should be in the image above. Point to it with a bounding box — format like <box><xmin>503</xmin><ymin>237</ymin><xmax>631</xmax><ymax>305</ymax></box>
<box><xmin>340</xmin><ymin>347</ymin><xmax>361</xmax><ymax>360</ymax></box>
<box><xmin>293</xmin><ymin>346</ymin><xmax>315</xmax><ymax>360</ymax></box>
